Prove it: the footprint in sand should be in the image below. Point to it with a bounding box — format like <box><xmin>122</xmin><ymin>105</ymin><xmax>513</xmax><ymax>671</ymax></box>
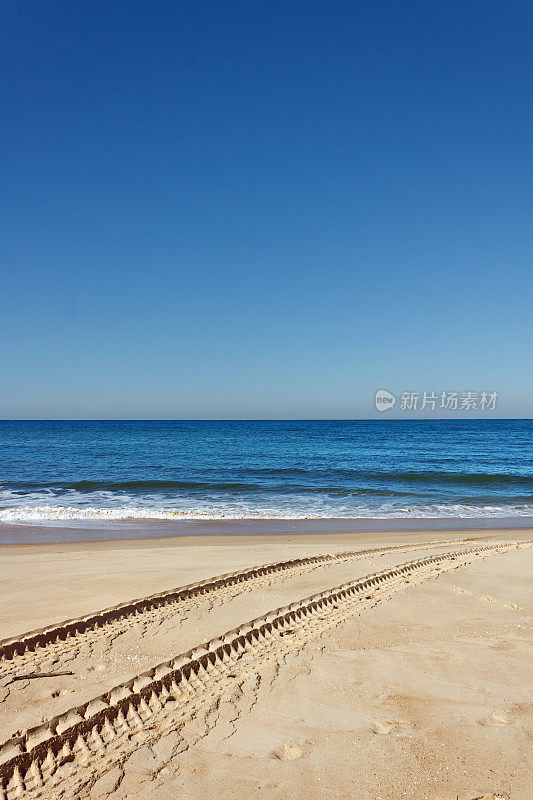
<box><xmin>490</xmin><ymin>640</ymin><xmax>515</xmax><ymax>652</ymax></box>
<box><xmin>273</xmin><ymin>741</ymin><xmax>314</xmax><ymax>760</ymax></box>
<box><xmin>371</xmin><ymin>721</ymin><xmax>395</xmax><ymax>735</ymax></box>
<box><xmin>504</xmin><ymin>602</ymin><xmax>521</xmax><ymax>610</ymax></box>
<box><xmin>273</xmin><ymin>744</ymin><xmax>303</xmax><ymax>760</ymax></box>
<box><xmin>450</xmin><ymin>586</ymin><xmax>472</xmax><ymax>595</ymax></box>
<box><xmin>480</xmin><ymin>711</ymin><xmax>509</xmax><ymax>727</ymax></box>
<box><xmin>468</xmin><ymin>794</ymin><xmax>510</xmax><ymax>800</ymax></box>
<box><xmin>482</xmin><ymin>596</ymin><xmax>497</xmax><ymax>603</ymax></box>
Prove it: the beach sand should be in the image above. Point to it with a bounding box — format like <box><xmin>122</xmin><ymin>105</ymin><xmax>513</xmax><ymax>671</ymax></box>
<box><xmin>0</xmin><ymin>527</ymin><xmax>531</xmax><ymax>799</ymax></box>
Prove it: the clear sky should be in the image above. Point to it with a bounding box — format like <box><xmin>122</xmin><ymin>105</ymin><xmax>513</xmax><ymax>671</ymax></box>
<box><xmin>2</xmin><ymin>1</ymin><xmax>532</xmax><ymax>419</ymax></box>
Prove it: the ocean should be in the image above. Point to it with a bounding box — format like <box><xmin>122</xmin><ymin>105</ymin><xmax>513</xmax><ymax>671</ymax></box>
<box><xmin>0</xmin><ymin>419</ymin><xmax>531</xmax><ymax>526</ymax></box>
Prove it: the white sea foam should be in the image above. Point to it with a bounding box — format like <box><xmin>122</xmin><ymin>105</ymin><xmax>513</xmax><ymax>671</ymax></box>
<box><xmin>0</xmin><ymin>502</ymin><xmax>531</xmax><ymax>523</ymax></box>
<box><xmin>0</xmin><ymin>483</ymin><xmax>531</xmax><ymax>524</ymax></box>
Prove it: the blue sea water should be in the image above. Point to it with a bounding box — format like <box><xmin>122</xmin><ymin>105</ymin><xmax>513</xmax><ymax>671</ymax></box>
<box><xmin>0</xmin><ymin>420</ymin><xmax>532</xmax><ymax>524</ymax></box>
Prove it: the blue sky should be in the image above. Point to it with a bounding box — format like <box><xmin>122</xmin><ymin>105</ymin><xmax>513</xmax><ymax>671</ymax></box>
<box><xmin>2</xmin><ymin>1</ymin><xmax>532</xmax><ymax>419</ymax></box>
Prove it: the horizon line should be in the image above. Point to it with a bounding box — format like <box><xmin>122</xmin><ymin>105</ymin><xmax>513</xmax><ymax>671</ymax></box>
<box><xmin>0</xmin><ymin>418</ymin><xmax>531</xmax><ymax>423</ymax></box>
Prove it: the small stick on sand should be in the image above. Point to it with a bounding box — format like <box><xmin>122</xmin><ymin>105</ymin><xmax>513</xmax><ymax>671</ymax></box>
<box><xmin>10</xmin><ymin>671</ymin><xmax>74</xmax><ymax>681</ymax></box>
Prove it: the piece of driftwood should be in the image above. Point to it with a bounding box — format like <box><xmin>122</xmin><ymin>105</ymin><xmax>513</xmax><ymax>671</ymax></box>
<box><xmin>11</xmin><ymin>670</ymin><xmax>74</xmax><ymax>681</ymax></box>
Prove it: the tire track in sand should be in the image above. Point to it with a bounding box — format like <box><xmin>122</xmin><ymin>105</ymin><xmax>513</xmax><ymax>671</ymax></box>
<box><xmin>0</xmin><ymin>538</ymin><xmax>482</xmax><ymax>680</ymax></box>
<box><xmin>0</xmin><ymin>540</ymin><xmax>528</xmax><ymax>800</ymax></box>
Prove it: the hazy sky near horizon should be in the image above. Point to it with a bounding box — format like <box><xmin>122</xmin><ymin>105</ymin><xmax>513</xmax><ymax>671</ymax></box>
<box><xmin>2</xmin><ymin>1</ymin><xmax>532</xmax><ymax>419</ymax></box>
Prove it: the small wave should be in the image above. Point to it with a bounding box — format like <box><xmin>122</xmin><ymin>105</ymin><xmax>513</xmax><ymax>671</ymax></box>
<box><xmin>2</xmin><ymin>469</ymin><xmax>532</xmax><ymax>496</ymax></box>
<box><xmin>0</xmin><ymin>503</ymin><xmax>532</xmax><ymax>524</ymax></box>
<box><xmin>378</xmin><ymin>470</ymin><xmax>533</xmax><ymax>486</ymax></box>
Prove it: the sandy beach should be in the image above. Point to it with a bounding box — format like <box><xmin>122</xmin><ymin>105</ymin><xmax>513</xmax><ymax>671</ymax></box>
<box><xmin>0</xmin><ymin>527</ymin><xmax>531</xmax><ymax>800</ymax></box>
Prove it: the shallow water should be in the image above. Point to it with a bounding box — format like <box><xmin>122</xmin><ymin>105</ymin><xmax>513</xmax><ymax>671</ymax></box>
<box><xmin>0</xmin><ymin>419</ymin><xmax>531</xmax><ymax>524</ymax></box>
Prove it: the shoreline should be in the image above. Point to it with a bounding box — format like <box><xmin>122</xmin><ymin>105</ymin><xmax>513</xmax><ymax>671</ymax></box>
<box><xmin>1</xmin><ymin>514</ymin><xmax>533</xmax><ymax>545</ymax></box>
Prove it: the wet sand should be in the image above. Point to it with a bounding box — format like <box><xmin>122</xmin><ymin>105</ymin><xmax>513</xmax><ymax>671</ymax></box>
<box><xmin>1</xmin><ymin>515</ymin><xmax>533</xmax><ymax>545</ymax></box>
